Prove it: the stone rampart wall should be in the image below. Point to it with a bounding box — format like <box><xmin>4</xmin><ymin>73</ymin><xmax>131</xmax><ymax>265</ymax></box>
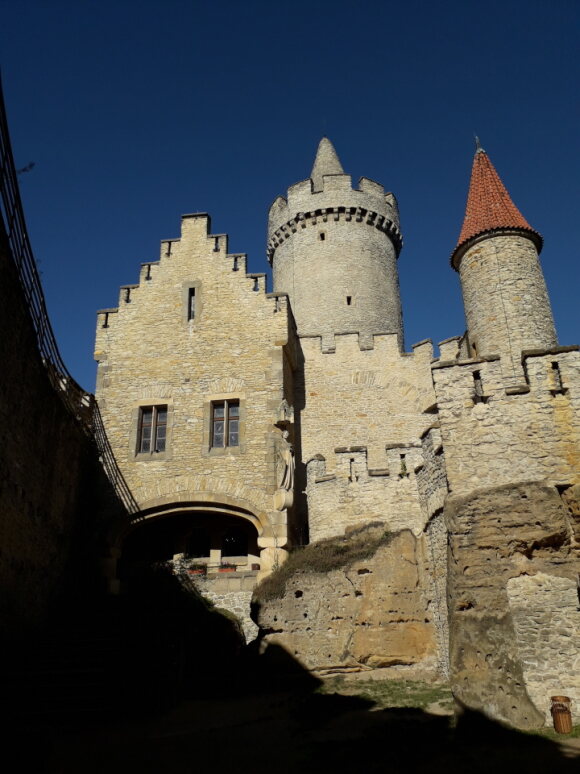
<box><xmin>0</xmin><ymin>237</ymin><xmax>100</xmax><ymax>636</ymax></box>
<box><xmin>432</xmin><ymin>349</ymin><xmax>580</xmax><ymax>497</ymax></box>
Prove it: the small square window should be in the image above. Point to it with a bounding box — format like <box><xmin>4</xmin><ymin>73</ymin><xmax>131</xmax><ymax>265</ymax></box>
<box><xmin>137</xmin><ymin>405</ymin><xmax>168</xmax><ymax>454</ymax></box>
<box><xmin>211</xmin><ymin>400</ymin><xmax>240</xmax><ymax>448</ymax></box>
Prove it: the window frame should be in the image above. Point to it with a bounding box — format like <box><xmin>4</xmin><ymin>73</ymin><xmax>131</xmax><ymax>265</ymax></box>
<box><xmin>137</xmin><ymin>404</ymin><xmax>168</xmax><ymax>454</ymax></box>
<box><xmin>211</xmin><ymin>399</ymin><xmax>240</xmax><ymax>449</ymax></box>
<box><xmin>131</xmin><ymin>402</ymin><xmax>173</xmax><ymax>460</ymax></box>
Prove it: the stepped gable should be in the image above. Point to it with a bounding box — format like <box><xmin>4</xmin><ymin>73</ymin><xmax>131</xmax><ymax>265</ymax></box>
<box><xmin>310</xmin><ymin>136</ymin><xmax>344</xmax><ymax>192</ymax></box>
<box><xmin>451</xmin><ymin>143</ymin><xmax>542</xmax><ymax>268</ymax></box>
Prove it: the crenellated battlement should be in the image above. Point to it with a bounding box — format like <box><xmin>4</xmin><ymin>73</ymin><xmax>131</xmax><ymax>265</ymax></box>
<box><xmin>431</xmin><ymin>347</ymin><xmax>580</xmax><ymax>496</ymax></box>
<box><xmin>305</xmin><ymin>442</ymin><xmax>428</xmax><ymax>541</ymax></box>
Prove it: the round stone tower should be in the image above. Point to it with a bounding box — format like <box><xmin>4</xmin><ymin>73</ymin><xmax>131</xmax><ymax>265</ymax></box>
<box><xmin>451</xmin><ymin>142</ymin><xmax>557</xmax><ymax>378</ymax></box>
<box><xmin>267</xmin><ymin>138</ymin><xmax>404</xmax><ymax>348</ymax></box>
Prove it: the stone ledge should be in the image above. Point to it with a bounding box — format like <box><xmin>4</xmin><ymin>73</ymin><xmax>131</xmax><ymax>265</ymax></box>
<box><xmin>522</xmin><ymin>345</ymin><xmax>579</xmax><ymax>359</ymax></box>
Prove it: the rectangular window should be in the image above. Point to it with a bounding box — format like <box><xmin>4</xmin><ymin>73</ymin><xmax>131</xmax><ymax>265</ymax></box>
<box><xmin>211</xmin><ymin>400</ymin><xmax>239</xmax><ymax>448</ymax></box>
<box><xmin>188</xmin><ymin>288</ymin><xmax>196</xmax><ymax>321</ymax></box>
<box><xmin>138</xmin><ymin>405</ymin><xmax>168</xmax><ymax>453</ymax></box>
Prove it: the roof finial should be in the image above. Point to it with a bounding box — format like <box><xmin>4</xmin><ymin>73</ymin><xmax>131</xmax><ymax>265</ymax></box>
<box><xmin>474</xmin><ymin>134</ymin><xmax>485</xmax><ymax>154</ymax></box>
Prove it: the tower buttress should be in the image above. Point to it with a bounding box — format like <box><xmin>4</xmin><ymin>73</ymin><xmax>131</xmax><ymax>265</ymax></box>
<box><xmin>451</xmin><ymin>143</ymin><xmax>557</xmax><ymax>379</ymax></box>
<box><xmin>267</xmin><ymin>138</ymin><xmax>404</xmax><ymax>349</ymax></box>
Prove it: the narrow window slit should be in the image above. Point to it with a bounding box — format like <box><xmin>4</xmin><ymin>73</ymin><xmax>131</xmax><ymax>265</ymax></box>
<box><xmin>349</xmin><ymin>458</ymin><xmax>358</xmax><ymax>483</ymax></box>
<box><xmin>253</xmin><ymin>277</ymin><xmax>259</xmax><ymax>292</ymax></box>
<box><xmin>188</xmin><ymin>288</ymin><xmax>196</xmax><ymax>321</ymax></box>
<box><xmin>473</xmin><ymin>370</ymin><xmax>488</xmax><ymax>404</ymax></box>
<box><xmin>145</xmin><ymin>264</ymin><xmax>152</xmax><ymax>280</ymax></box>
<box><xmin>399</xmin><ymin>453</ymin><xmax>408</xmax><ymax>478</ymax></box>
<box><xmin>319</xmin><ymin>232</ymin><xmax>325</xmax><ymax>241</ymax></box>
<box><xmin>124</xmin><ymin>288</ymin><xmax>131</xmax><ymax>303</ymax></box>
<box><xmin>213</xmin><ymin>237</ymin><xmax>220</xmax><ymax>252</ymax></box>
<box><xmin>232</xmin><ymin>256</ymin><xmax>239</xmax><ymax>271</ymax></box>
<box><xmin>551</xmin><ymin>361</ymin><xmax>566</xmax><ymax>394</ymax></box>
<box><xmin>166</xmin><ymin>241</ymin><xmax>172</xmax><ymax>256</ymax></box>
<box><xmin>346</xmin><ymin>296</ymin><xmax>352</xmax><ymax>306</ymax></box>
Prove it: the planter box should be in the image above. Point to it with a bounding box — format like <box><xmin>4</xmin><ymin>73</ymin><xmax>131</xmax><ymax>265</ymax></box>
<box><xmin>218</xmin><ymin>567</ymin><xmax>236</xmax><ymax>573</ymax></box>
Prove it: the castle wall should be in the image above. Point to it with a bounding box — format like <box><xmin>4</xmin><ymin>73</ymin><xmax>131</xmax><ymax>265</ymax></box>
<box><xmin>434</xmin><ymin>350</ymin><xmax>580</xmax><ymax>727</ymax></box>
<box><xmin>0</xmin><ymin>234</ymin><xmax>98</xmax><ymax>636</ymax></box>
<box><xmin>432</xmin><ymin>349</ymin><xmax>580</xmax><ymax>497</ymax></box>
<box><xmin>300</xmin><ymin>334</ymin><xmax>436</xmax><ymax>541</ymax></box>
<box><xmin>458</xmin><ymin>235</ymin><xmax>557</xmax><ymax>381</ymax></box>
<box><xmin>94</xmin><ymin>214</ymin><xmax>296</xmax><ymax>562</ymax></box>
<box><xmin>507</xmin><ymin>573</ymin><xmax>580</xmax><ymax>723</ymax></box>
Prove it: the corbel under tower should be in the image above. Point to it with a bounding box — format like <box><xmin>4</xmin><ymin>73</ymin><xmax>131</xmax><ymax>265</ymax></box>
<box><xmin>267</xmin><ymin>138</ymin><xmax>404</xmax><ymax>350</ymax></box>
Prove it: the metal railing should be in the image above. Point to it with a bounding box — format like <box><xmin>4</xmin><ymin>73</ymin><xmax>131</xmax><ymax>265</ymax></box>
<box><xmin>0</xmin><ymin>75</ymin><xmax>138</xmax><ymax>515</ymax></box>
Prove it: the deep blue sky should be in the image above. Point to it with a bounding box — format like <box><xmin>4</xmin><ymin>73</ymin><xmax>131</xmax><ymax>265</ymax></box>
<box><xmin>2</xmin><ymin>0</ymin><xmax>578</xmax><ymax>390</ymax></box>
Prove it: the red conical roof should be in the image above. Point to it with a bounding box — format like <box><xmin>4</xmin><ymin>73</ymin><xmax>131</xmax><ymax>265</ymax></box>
<box><xmin>452</xmin><ymin>146</ymin><xmax>542</xmax><ymax>269</ymax></box>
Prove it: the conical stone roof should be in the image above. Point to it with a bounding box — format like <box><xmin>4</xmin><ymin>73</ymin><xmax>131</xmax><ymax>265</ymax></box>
<box><xmin>311</xmin><ymin>137</ymin><xmax>344</xmax><ymax>192</ymax></box>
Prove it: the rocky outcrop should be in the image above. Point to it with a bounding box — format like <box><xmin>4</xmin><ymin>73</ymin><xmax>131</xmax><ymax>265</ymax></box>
<box><xmin>446</xmin><ymin>481</ymin><xmax>580</xmax><ymax>729</ymax></box>
<box><xmin>252</xmin><ymin>525</ymin><xmax>442</xmax><ymax>676</ymax></box>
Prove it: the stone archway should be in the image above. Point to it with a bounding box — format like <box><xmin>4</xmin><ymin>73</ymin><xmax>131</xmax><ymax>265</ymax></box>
<box><xmin>104</xmin><ymin>490</ymin><xmax>288</xmax><ymax>594</ymax></box>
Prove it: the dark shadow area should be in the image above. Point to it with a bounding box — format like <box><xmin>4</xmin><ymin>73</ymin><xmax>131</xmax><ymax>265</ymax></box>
<box><xmin>4</xmin><ymin>586</ymin><xmax>578</xmax><ymax>774</ymax></box>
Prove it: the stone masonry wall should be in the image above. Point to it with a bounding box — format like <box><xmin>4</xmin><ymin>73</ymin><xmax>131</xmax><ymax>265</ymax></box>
<box><xmin>95</xmin><ymin>214</ymin><xmax>295</xmax><ymax>556</ymax></box>
<box><xmin>0</xmin><ymin>235</ymin><xmax>99</xmax><ymax>636</ymax></box>
<box><xmin>458</xmin><ymin>235</ymin><xmax>557</xmax><ymax>383</ymax></box>
<box><xmin>190</xmin><ymin>572</ymin><xmax>258</xmax><ymax>643</ymax></box>
<box><xmin>415</xmin><ymin>426</ymin><xmax>448</xmax><ymax>520</ymax></box>
<box><xmin>306</xmin><ymin>446</ymin><xmax>425</xmax><ymax>541</ymax></box>
<box><xmin>432</xmin><ymin>349</ymin><xmax>580</xmax><ymax>498</ymax></box>
<box><xmin>507</xmin><ymin>573</ymin><xmax>580</xmax><ymax>723</ymax></box>
<box><xmin>300</xmin><ymin>334</ymin><xmax>436</xmax><ymax>540</ymax></box>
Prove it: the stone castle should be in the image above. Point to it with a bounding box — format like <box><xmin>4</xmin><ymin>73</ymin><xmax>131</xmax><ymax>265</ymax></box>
<box><xmin>90</xmin><ymin>137</ymin><xmax>580</xmax><ymax>728</ymax></box>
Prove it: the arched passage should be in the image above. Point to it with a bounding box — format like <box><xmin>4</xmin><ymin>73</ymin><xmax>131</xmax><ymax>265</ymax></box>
<box><xmin>110</xmin><ymin>498</ymin><xmax>267</xmax><ymax>592</ymax></box>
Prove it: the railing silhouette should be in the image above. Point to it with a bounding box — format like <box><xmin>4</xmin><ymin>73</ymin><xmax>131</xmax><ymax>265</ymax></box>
<box><xmin>0</xmin><ymin>76</ymin><xmax>138</xmax><ymax>515</ymax></box>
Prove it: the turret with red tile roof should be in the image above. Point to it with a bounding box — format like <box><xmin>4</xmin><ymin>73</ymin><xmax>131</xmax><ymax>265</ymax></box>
<box><xmin>453</xmin><ymin>141</ymin><xmax>557</xmax><ymax>380</ymax></box>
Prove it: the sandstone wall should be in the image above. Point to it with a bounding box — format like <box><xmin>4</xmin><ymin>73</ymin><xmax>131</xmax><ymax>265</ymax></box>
<box><xmin>457</xmin><ymin>235</ymin><xmax>557</xmax><ymax>382</ymax></box>
<box><xmin>94</xmin><ymin>214</ymin><xmax>296</xmax><ymax>556</ymax></box>
<box><xmin>445</xmin><ymin>481</ymin><xmax>579</xmax><ymax>728</ymax></box>
<box><xmin>0</xmin><ymin>234</ymin><xmax>99</xmax><ymax>636</ymax></box>
<box><xmin>433</xmin><ymin>349</ymin><xmax>580</xmax><ymax>497</ymax></box>
<box><xmin>254</xmin><ymin>529</ymin><xmax>441</xmax><ymax>676</ymax></box>
<box><xmin>300</xmin><ymin>335</ymin><xmax>436</xmax><ymax>540</ymax></box>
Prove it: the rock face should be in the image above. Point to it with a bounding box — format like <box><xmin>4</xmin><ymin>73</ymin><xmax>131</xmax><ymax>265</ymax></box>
<box><xmin>446</xmin><ymin>481</ymin><xmax>580</xmax><ymax>728</ymax></box>
<box><xmin>253</xmin><ymin>528</ymin><xmax>442</xmax><ymax>675</ymax></box>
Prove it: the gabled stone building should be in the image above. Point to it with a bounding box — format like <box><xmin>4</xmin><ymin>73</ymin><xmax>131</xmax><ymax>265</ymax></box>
<box><xmin>94</xmin><ymin>138</ymin><xmax>580</xmax><ymax>727</ymax></box>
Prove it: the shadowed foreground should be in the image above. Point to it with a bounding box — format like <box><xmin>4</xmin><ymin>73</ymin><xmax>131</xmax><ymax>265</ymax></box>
<box><xmin>9</xmin><ymin>643</ymin><xmax>580</xmax><ymax>774</ymax></box>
